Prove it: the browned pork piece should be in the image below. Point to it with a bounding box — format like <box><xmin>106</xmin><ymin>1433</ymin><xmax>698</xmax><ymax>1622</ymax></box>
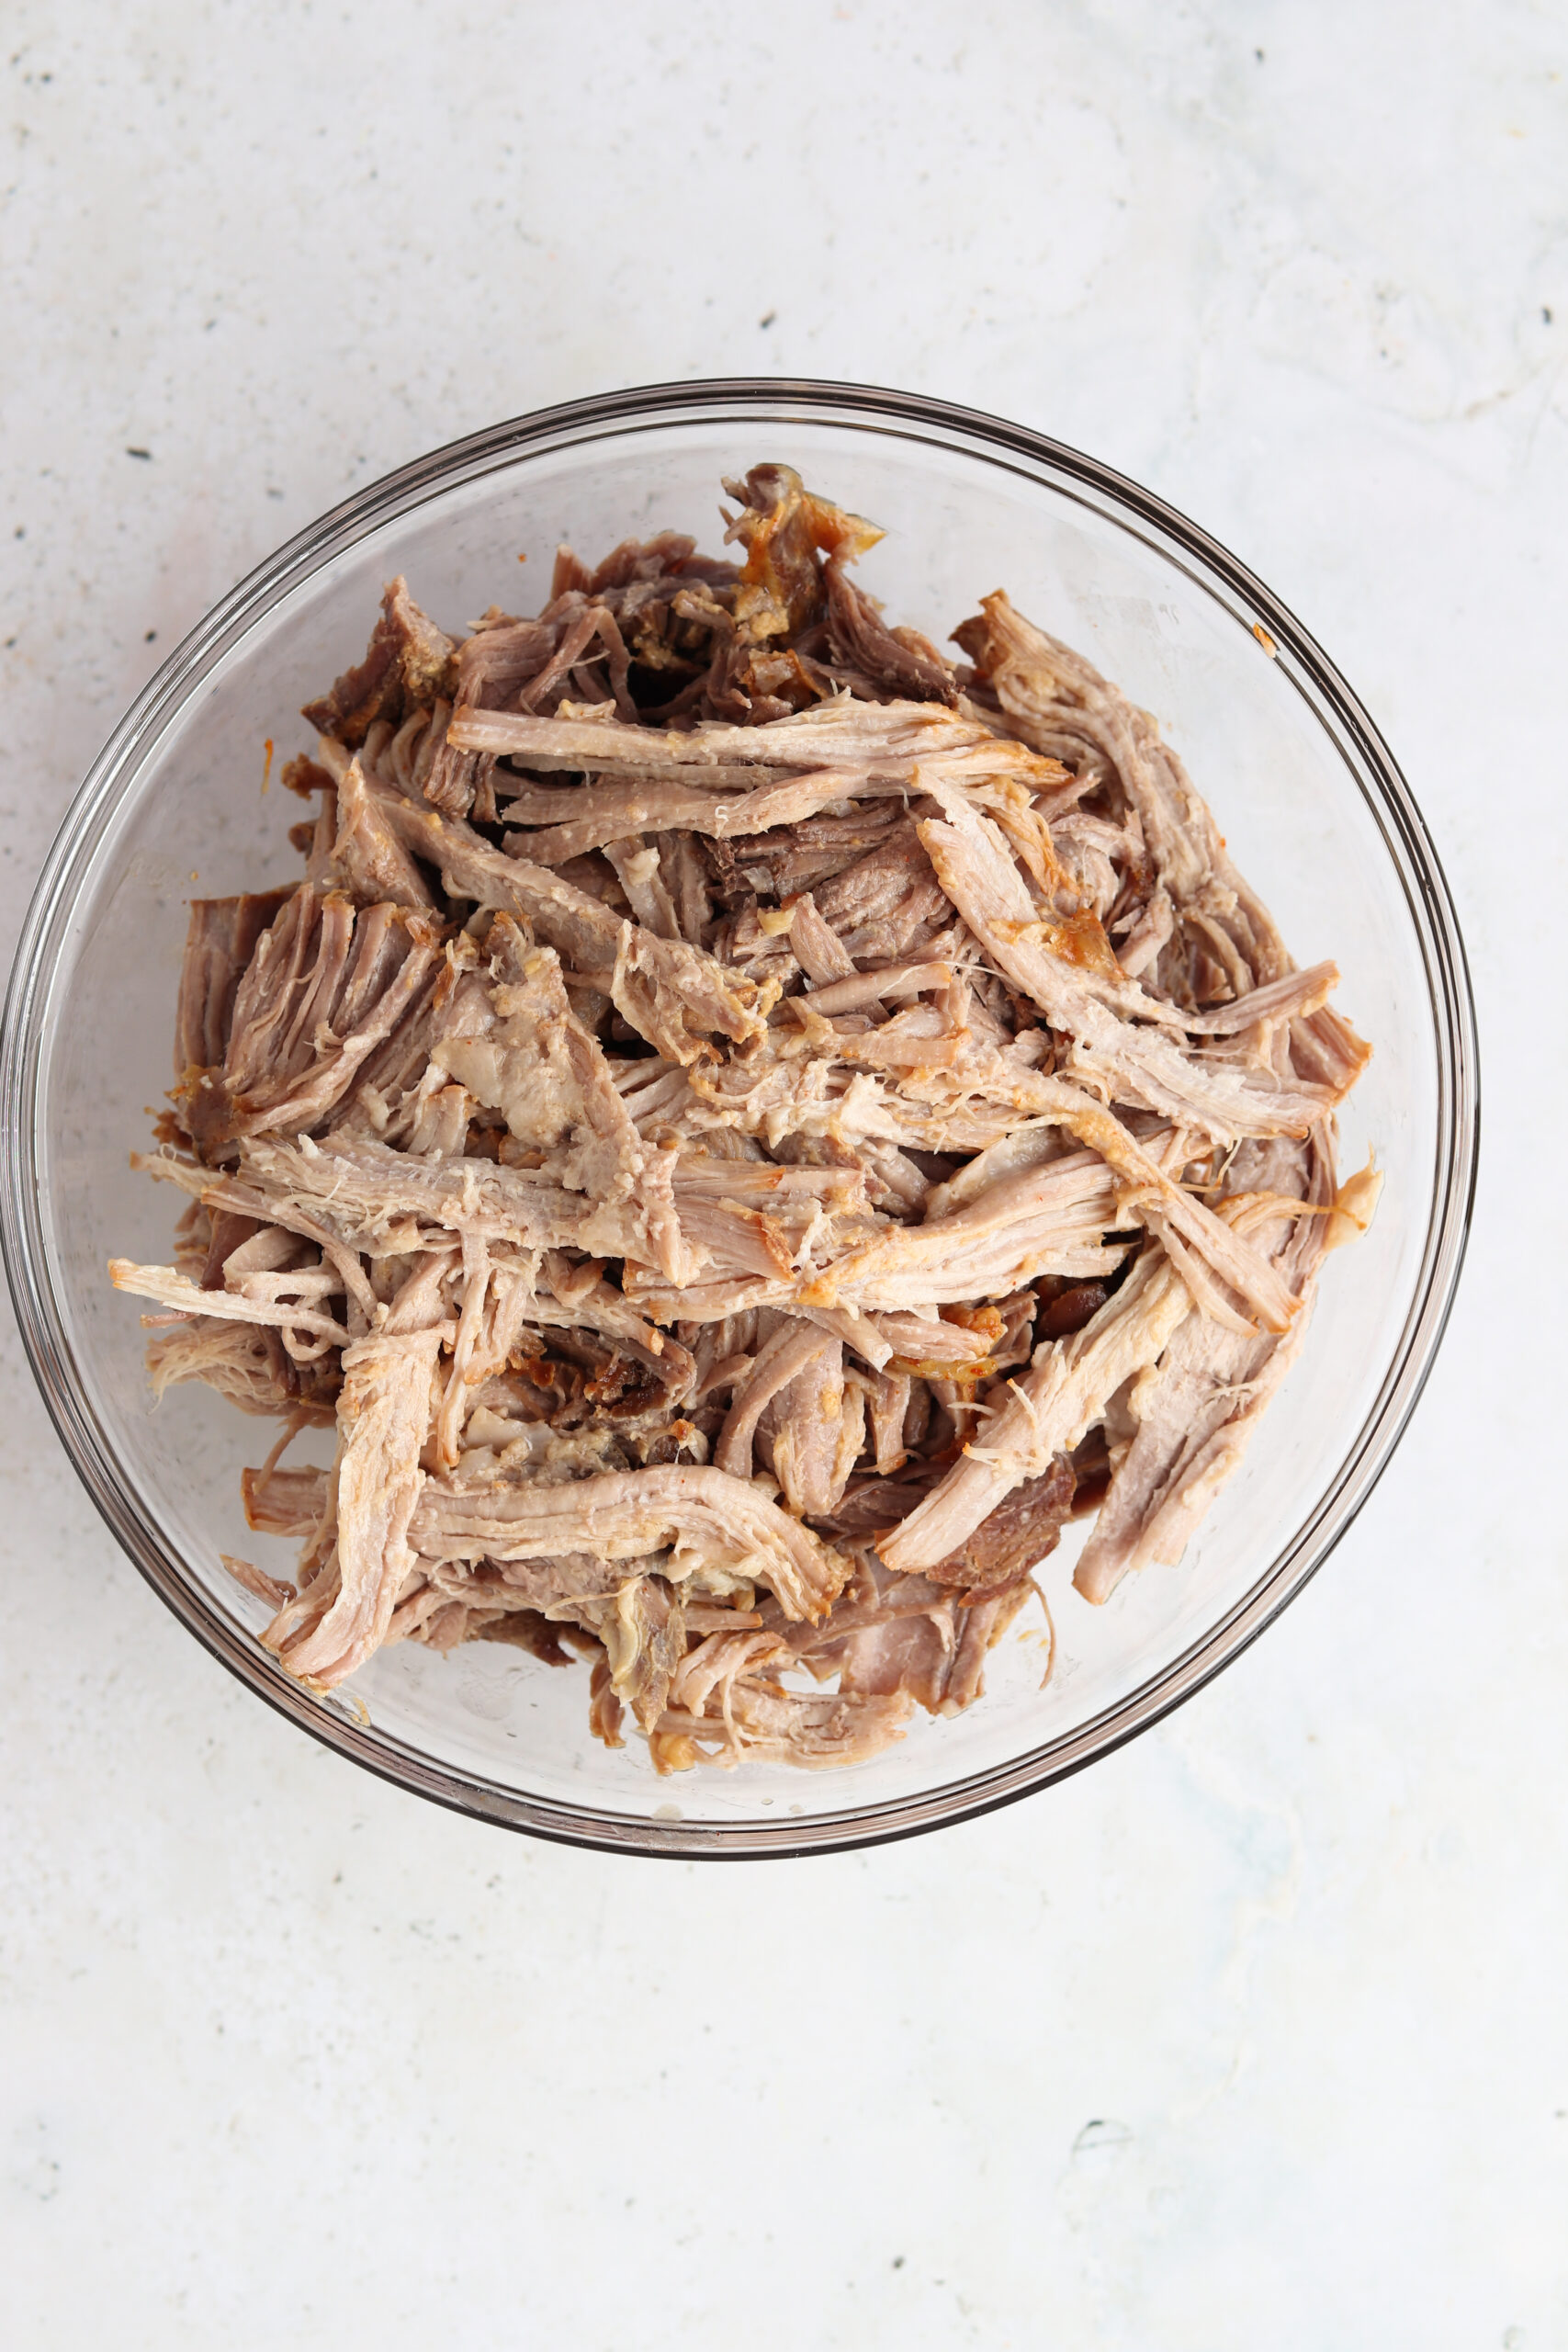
<box><xmin>111</xmin><ymin>461</ymin><xmax>1376</xmax><ymax>1771</ymax></box>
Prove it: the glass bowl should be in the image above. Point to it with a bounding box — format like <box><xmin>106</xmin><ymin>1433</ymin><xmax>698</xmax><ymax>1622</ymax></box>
<box><xmin>0</xmin><ymin>381</ymin><xmax>1477</xmax><ymax>1858</ymax></box>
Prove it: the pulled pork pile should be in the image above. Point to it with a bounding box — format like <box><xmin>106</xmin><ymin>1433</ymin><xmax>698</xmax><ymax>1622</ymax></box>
<box><xmin>111</xmin><ymin>464</ymin><xmax>1377</xmax><ymax>1772</ymax></box>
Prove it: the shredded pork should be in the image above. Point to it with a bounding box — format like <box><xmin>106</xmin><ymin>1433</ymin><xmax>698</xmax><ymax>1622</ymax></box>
<box><xmin>112</xmin><ymin>462</ymin><xmax>1376</xmax><ymax>1773</ymax></box>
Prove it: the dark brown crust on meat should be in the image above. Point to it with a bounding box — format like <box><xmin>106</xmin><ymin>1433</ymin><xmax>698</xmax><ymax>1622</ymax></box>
<box><xmin>927</xmin><ymin>1458</ymin><xmax>1077</xmax><ymax>1590</ymax></box>
<box><xmin>301</xmin><ymin>577</ymin><xmax>457</xmax><ymax>746</ymax></box>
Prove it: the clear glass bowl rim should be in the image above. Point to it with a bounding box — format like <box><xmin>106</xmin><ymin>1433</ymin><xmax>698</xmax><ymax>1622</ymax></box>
<box><xmin>0</xmin><ymin>377</ymin><xmax>1479</xmax><ymax>1860</ymax></box>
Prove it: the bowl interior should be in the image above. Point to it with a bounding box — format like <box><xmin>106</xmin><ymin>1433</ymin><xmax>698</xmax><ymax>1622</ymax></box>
<box><xmin>14</xmin><ymin>393</ymin><xmax>1467</xmax><ymax>1851</ymax></box>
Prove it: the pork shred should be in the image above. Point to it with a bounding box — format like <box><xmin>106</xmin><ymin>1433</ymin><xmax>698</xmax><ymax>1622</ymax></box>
<box><xmin>110</xmin><ymin>463</ymin><xmax>1376</xmax><ymax>1772</ymax></box>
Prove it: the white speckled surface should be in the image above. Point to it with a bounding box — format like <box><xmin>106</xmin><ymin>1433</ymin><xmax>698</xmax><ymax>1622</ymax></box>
<box><xmin>1</xmin><ymin>6</ymin><xmax>1563</xmax><ymax>2345</ymax></box>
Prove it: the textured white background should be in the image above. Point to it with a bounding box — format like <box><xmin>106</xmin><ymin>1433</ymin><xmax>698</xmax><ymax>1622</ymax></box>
<box><xmin>2</xmin><ymin>5</ymin><xmax>1564</xmax><ymax>2346</ymax></box>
